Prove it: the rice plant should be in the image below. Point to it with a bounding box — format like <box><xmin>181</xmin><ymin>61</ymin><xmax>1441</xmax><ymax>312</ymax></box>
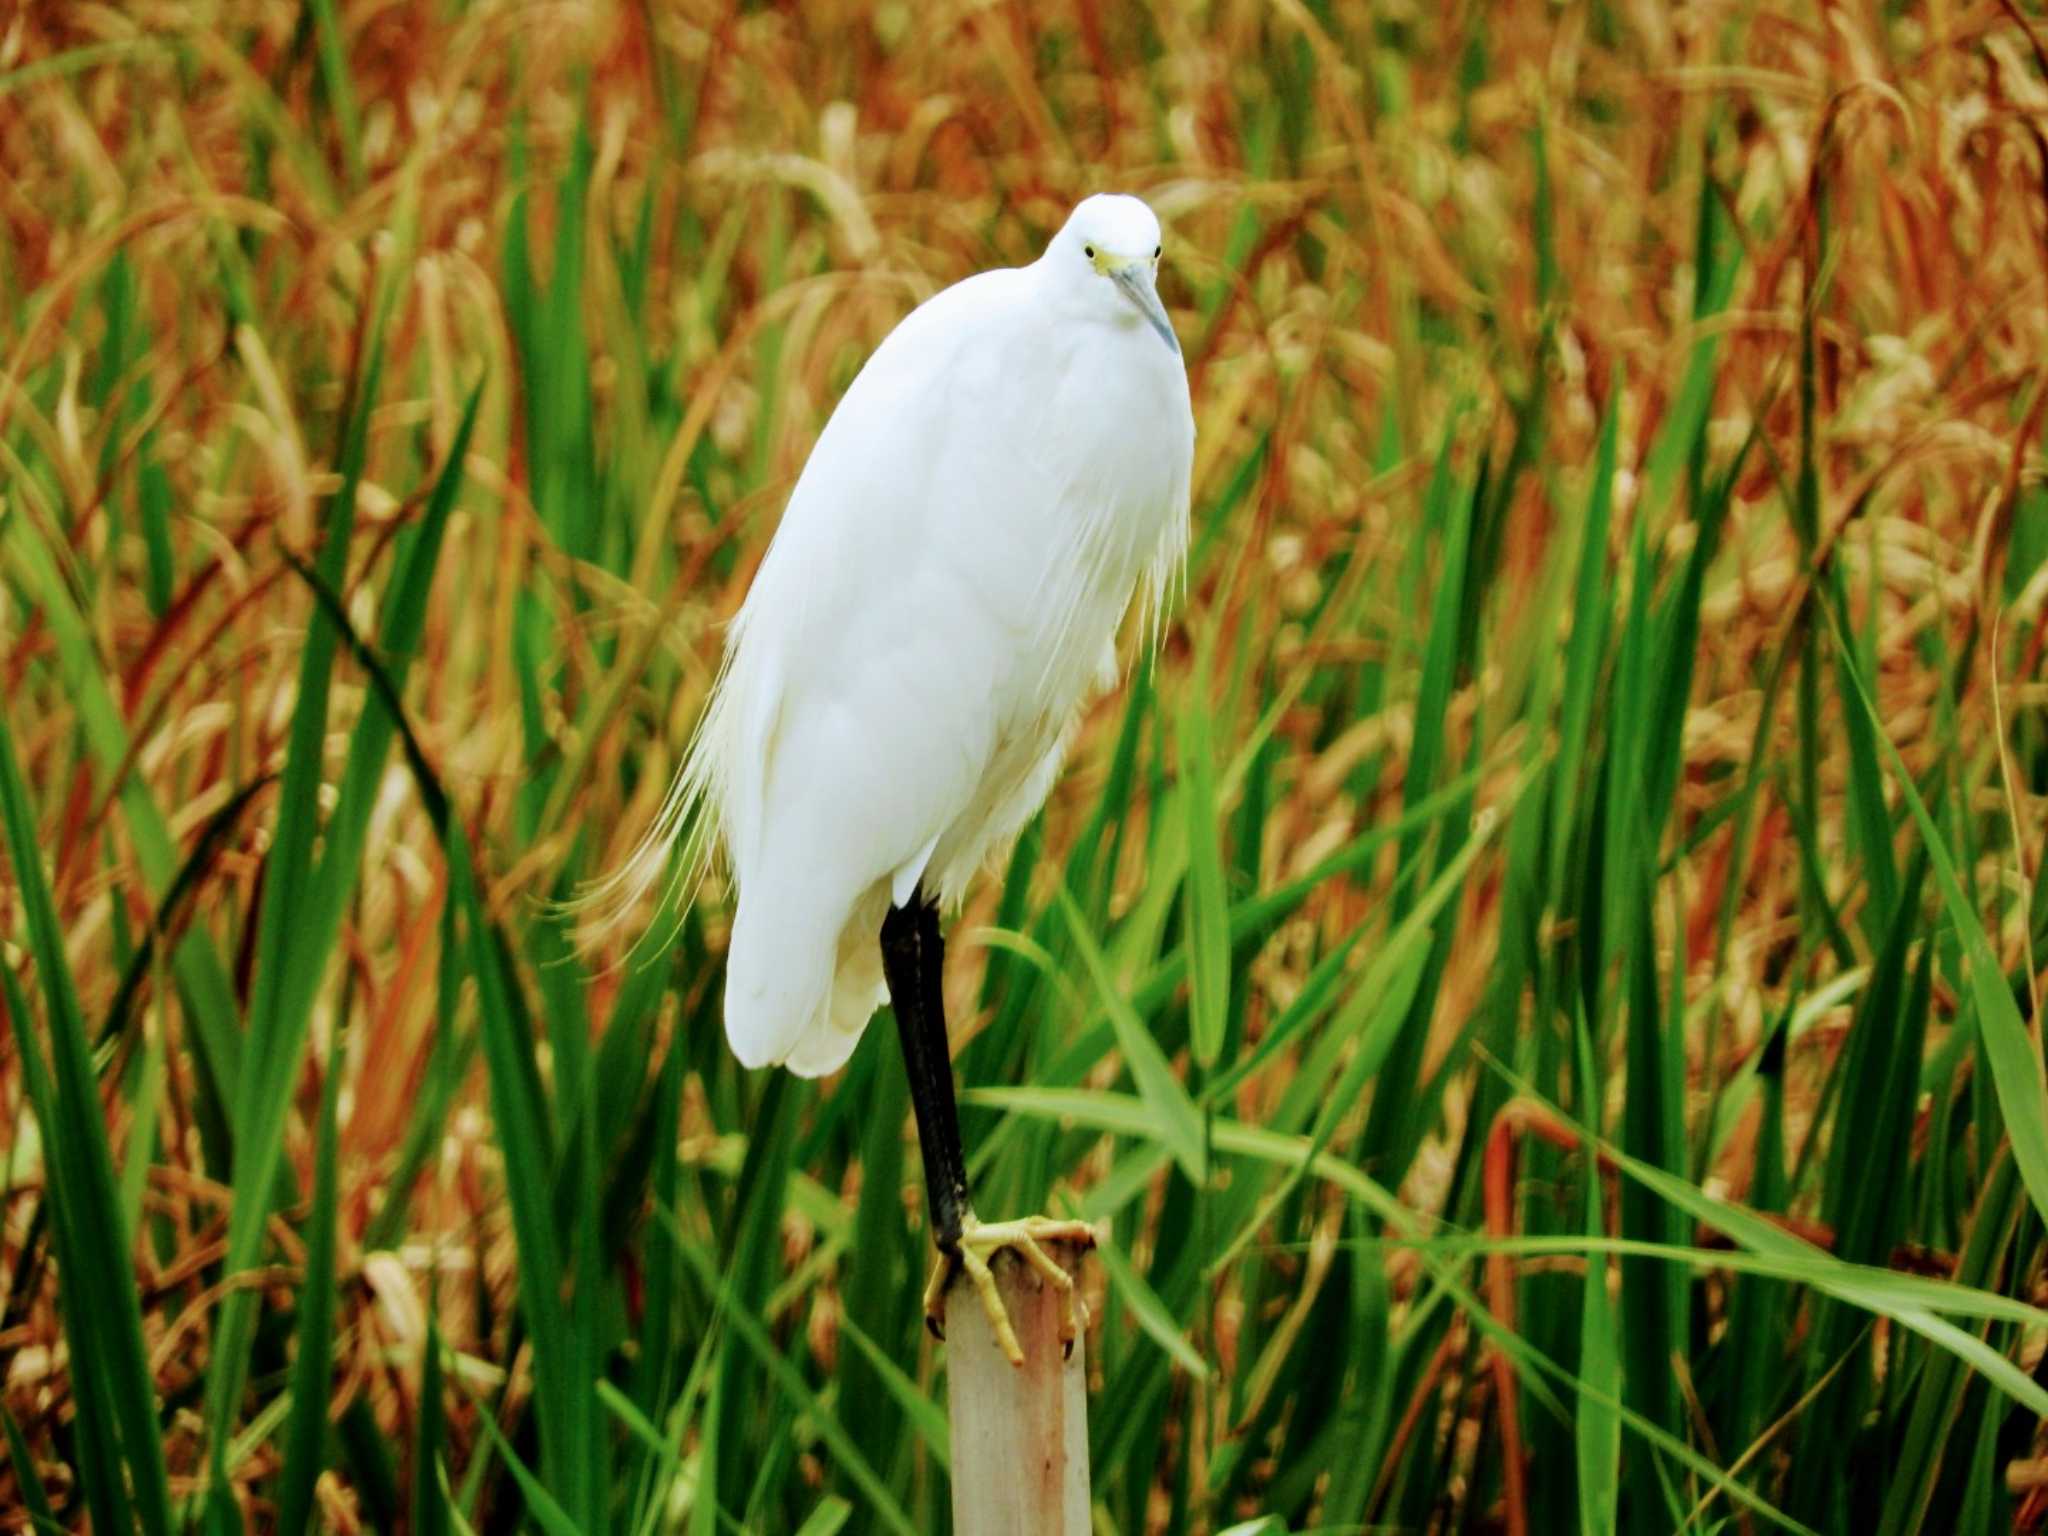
<box><xmin>2</xmin><ymin>3</ymin><xmax>2047</xmax><ymax>1532</ymax></box>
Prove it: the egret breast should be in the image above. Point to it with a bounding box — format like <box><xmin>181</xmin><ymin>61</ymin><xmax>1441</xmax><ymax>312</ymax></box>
<box><xmin>914</xmin><ymin>324</ymin><xmax>1191</xmax><ymax>895</ymax></box>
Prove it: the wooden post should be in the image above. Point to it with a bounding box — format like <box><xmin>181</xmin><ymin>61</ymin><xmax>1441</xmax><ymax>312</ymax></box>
<box><xmin>943</xmin><ymin>1239</ymin><xmax>1091</xmax><ymax>1534</ymax></box>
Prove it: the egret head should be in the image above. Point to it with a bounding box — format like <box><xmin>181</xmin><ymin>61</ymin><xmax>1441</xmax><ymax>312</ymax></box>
<box><xmin>1044</xmin><ymin>193</ymin><xmax>1179</xmax><ymax>356</ymax></box>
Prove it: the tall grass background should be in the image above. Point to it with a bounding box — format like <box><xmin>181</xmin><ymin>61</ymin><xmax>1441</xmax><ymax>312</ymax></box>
<box><xmin>3</xmin><ymin>2</ymin><xmax>2048</xmax><ymax>1531</ymax></box>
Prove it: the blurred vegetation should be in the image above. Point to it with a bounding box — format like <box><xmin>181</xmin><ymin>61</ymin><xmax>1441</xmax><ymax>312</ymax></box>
<box><xmin>4</xmin><ymin>1</ymin><xmax>2048</xmax><ymax>1532</ymax></box>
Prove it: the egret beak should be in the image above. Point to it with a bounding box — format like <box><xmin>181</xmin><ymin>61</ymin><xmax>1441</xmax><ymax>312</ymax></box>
<box><xmin>1111</xmin><ymin>262</ymin><xmax>1180</xmax><ymax>356</ymax></box>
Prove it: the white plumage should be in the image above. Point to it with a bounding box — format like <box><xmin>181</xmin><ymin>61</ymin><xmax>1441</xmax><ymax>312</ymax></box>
<box><xmin>609</xmin><ymin>193</ymin><xmax>1194</xmax><ymax>1077</ymax></box>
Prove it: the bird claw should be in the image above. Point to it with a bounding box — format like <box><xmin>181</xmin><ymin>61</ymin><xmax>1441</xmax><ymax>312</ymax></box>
<box><xmin>922</xmin><ymin>1215</ymin><xmax>1096</xmax><ymax>1367</ymax></box>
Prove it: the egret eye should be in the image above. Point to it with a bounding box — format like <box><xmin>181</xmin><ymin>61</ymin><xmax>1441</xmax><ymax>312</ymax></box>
<box><xmin>1083</xmin><ymin>244</ymin><xmax>1095</xmax><ymax>259</ymax></box>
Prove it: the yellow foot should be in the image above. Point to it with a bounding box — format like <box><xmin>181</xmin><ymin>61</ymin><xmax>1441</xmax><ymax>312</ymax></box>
<box><xmin>922</xmin><ymin>1215</ymin><xmax>1096</xmax><ymax>1367</ymax></box>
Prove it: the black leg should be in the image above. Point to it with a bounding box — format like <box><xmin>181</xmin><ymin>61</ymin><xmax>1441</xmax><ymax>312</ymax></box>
<box><xmin>881</xmin><ymin>891</ymin><xmax>972</xmax><ymax>1257</ymax></box>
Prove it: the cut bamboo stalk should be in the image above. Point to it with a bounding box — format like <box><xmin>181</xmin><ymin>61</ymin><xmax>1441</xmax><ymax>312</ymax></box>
<box><xmin>943</xmin><ymin>1238</ymin><xmax>1091</xmax><ymax>1535</ymax></box>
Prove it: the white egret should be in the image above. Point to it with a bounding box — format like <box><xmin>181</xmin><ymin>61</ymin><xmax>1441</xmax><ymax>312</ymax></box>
<box><xmin>603</xmin><ymin>192</ymin><xmax>1193</xmax><ymax>1363</ymax></box>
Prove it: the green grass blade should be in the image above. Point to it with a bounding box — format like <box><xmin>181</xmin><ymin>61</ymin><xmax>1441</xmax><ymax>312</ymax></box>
<box><xmin>289</xmin><ymin>377</ymin><xmax>483</xmax><ymax>1028</ymax></box>
<box><xmin>1206</xmin><ymin>935</ymin><xmax>1429</xmax><ymax>1277</ymax></box>
<box><xmin>673</xmin><ymin>1239</ymin><xmax>919</xmax><ymax>1536</ymax></box>
<box><xmin>995</xmin><ymin>1079</ymin><xmax>2048</xmax><ymax>1421</ymax></box>
<box><xmin>306</xmin><ymin>0</ymin><xmax>364</xmax><ymax>186</ymax></box>
<box><xmin>1391</xmin><ymin>414</ymin><xmax>1474</xmax><ymax>920</ymax></box>
<box><xmin>275</xmin><ymin>1034</ymin><xmax>345</xmax><ymax>1533</ymax></box>
<box><xmin>415</xmin><ymin>1317</ymin><xmax>450</xmax><ymax>1536</ymax></box>
<box><xmin>138</xmin><ymin>429</ymin><xmax>174</xmax><ymax>614</ymax></box>
<box><xmin>1875</xmin><ymin>1153</ymin><xmax>2023</xmax><ymax>1536</ymax></box>
<box><xmin>1094</xmin><ymin>1222</ymin><xmax>1210</xmax><ymax>1377</ymax></box>
<box><xmin>2</xmin><ymin>1403</ymin><xmax>59</xmax><ymax>1536</ymax></box>
<box><xmin>792</xmin><ymin>1497</ymin><xmax>855</xmax><ymax>1536</ymax></box>
<box><xmin>1831</xmin><ymin>612</ymin><xmax>2048</xmax><ymax>1233</ymax></box>
<box><xmin>836</xmin><ymin>1314</ymin><xmax>952</xmax><ymax>1469</ymax></box>
<box><xmin>1619</xmin><ymin>859</ymin><xmax>1684</xmax><ymax>1453</ymax></box>
<box><xmin>1506</xmin><ymin>1070</ymin><xmax>2048</xmax><ymax>1421</ymax></box>
<box><xmin>116</xmin><ymin>983</ymin><xmax>166</xmax><ymax>1242</ymax></box>
<box><xmin>1180</xmin><ymin>684</ymin><xmax>1231</xmax><ymax>1070</ymax></box>
<box><xmin>450</xmin><ymin>826</ymin><xmax>574</xmax><ymax>1489</ymax></box>
<box><xmin>1832</xmin><ymin>586</ymin><xmax>1899</xmax><ymax>936</ymax></box>
<box><xmin>1</xmin><ymin>504</ymin><xmax>245</xmax><ymax>1111</ymax></box>
<box><xmin>1212</xmin><ymin>792</ymin><xmax>1507</xmax><ymax>1108</ymax></box>
<box><xmin>1414</xmin><ymin>1234</ymin><xmax>2048</xmax><ymax>1325</ymax></box>
<box><xmin>625</xmin><ymin>1033</ymin><xmax>687</xmax><ymax>1525</ymax></box>
<box><xmin>983</xmin><ymin>1091</ymin><xmax>1819</xmax><ymax>1534</ymax></box>
<box><xmin>203</xmin><ymin>311</ymin><xmax>387</xmax><ymax>1479</ymax></box>
<box><xmin>1549</xmin><ymin>378</ymin><xmax>1619</xmax><ymax>900</ymax></box>
<box><xmin>1056</xmin><ymin>885</ymin><xmax>1206</xmax><ymax>1181</ymax></box>
<box><xmin>2</xmin><ymin>969</ymin><xmax>135</xmax><ymax>1536</ymax></box>
<box><xmin>96</xmin><ymin>772</ymin><xmax>273</xmax><ymax>1058</ymax></box>
<box><xmin>460</xmin><ymin>1368</ymin><xmax>587</xmax><ymax>1536</ymax></box>
<box><xmin>1574</xmin><ymin>1014</ymin><xmax>1620</xmax><ymax>1536</ymax></box>
<box><xmin>1640</xmin><ymin>154</ymin><xmax>1738</xmax><ymax>520</ymax></box>
<box><xmin>0</xmin><ymin>707</ymin><xmax>175</xmax><ymax>1536</ymax></box>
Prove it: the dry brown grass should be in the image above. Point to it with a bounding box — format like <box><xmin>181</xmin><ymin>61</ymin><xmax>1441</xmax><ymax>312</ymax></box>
<box><xmin>3</xmin><ymin>1</ymin><xmax>2048</xmax><ymax>1531</ymax></box>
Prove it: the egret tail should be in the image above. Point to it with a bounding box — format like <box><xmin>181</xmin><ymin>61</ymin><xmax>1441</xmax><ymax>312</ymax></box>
<box><xmin>571</xmin><ymin>607</ymin><xmax>765</xmax><ymax>951</ymax></box>
<box><xmin>724</xmin><ymin>866</ymin><xmax>892</xmax><ymax>1076</ymax></box>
